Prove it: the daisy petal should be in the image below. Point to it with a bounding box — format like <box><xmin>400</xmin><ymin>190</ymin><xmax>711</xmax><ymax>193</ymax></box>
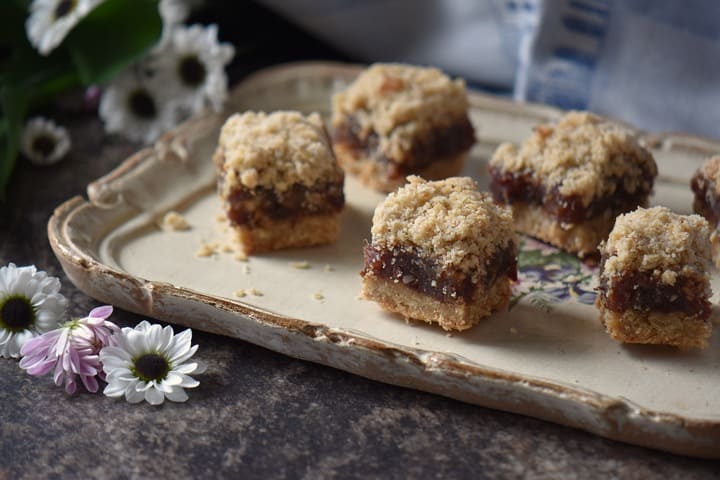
<box><xmin>145</xmin><ymin>386</ymin><xmax>165</xmax><ymax>405</ymax></box>
<box><xmin>178</xmin><ymin>373</ymin><xmax>199</xmax><ymax>388</ymax></box>
<box><xmin>89</xmin><ymin>305</ymin><xmax>113</xmax><ymax>319</ymax></box>
<box><xmin>165</xmin><ymin>387</ymin><xmax>189</xmax><ymax>403</ymax></box>
<box><xmin>103</xmin><ymin>380</ymin><xmax>126</xmax><ymax>397</ymax></box>
<box><xmin>125</xmin><ymin>383</ymin><xmax>145</xmax><ymax>404</ymax></box>
<box><xmin>170</xmin><ymin>344</ymin><xmax>198</xmax><ymax>365</ymax></box>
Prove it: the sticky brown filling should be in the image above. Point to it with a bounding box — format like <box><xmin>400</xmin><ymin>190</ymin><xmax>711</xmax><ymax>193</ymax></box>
<box><xmin>332</xmin><ymin>115</ymin><xmax>475</xmax><ymax>178</ymax></box>
<box><xmin>223</xmin><ymin>180</ymin><xmax>344</xmax><ymax>227</ymax></box>
<box><xmin>598</xmin><ymin>256</ymin><xmax>711</xmax><ymax>318</ymax></box>
<box><xmin>488</xmin><ymin>168</ymin><xmax>653</xmax><ymax>223</ymax></box>
<box><xmin>690</xmin><ymin>172</ymin><xmax>720</xmax><ymax>227</ymax></box>
<box><xmin>361</xmin><ymin>243</ymin><xmax>517</xmax><ymax>303</ymax></box>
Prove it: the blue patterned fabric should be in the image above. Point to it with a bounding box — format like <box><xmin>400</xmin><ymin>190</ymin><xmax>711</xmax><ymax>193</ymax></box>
<box><xmin>258</xmin><ymin>0</ymin><xmax>720</xmax><ymax>139</ymax></box>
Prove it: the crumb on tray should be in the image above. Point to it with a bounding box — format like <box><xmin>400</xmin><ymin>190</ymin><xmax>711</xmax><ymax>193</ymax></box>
<box><xmin>161</xmin><ymin>211</ymin><xmax>191</xmax><ymax>231</ymax></box>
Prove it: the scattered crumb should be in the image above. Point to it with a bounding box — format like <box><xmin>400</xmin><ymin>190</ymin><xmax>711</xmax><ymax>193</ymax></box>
<box><xmin>290</xmin><ymin>261</ymin><xmax>311</xmax><ymax>270</ymax></box>
<box><xmin>234</xmin><ymin>289</ymin><xmax>246</xmax><ymax>298</ymax></box>
<box><xmin>445</xmin><ymin>333</ymin><xmax>453</xmax><ymax>338</ymax></box>
<box><xmin>248</xmin><ymin>288</ymin><xmax>263</xmax><ymax>296</ymax></box>
<box><xmin>221</xmin><ymin>243</ymin><xmax>234</xmax><ymax>253</ymax></box>
<box><xmin>312</xmin><ymin>292</ymin><xmax>324</xmax><ymax>301</ymax></box>
<box><xmin>323</xmin><ymin>264</ymin><xmax>335</xmax><ymax>272</ymax></box>
<box><xmin>234</xmin><ymin>252</ymin><xmax>248</xmax><ymax>262</ymax></box>
<box><xmin>196</xmin><ymin>241</ymin><xmax>219</xmax><ymax>258</ymax></box>
<box><xmin>216</xmin><ymin>214</ymin><xmax>227</xmax><ymax>222</ymax></box>
<box><xmin>510</xmin><ymin>327</ymin><xmax>518</xmax><ymax>334</ymax></box>
<box><xmin>243</xmin><ymin>265</ymin><xmax>251</xmax><ymax>274</ymax></box>
<box><xmin>355</xmin><ymin>295</ymin><xmax>363</xmax><ymax>301</ymax></box>
<box><xmin>161</xmin><ymin>211</ymin><xmax>191</xmax><ymax>231</ymax></box>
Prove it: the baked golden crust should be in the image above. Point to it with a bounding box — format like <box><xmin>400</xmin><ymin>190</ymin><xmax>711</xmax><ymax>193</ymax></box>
<box><xmin>234</xmin><ymin>214</ymin><xmax>340</xmax><ymax>254</ymax></box>
<box><xmin>596</xmin><ymin>299</ymin><xmax>712</xmax><ymax>350</ymax></box>
<box><xmin>504</xmin><ymin>201</ymin><xmax>616</xmax><ymax>258</ymax></box>
<box><xmin>361</xmin><ymin>274</ymin><xmax>512</xmax><ymax>332</ymax></box>
<box><xmin>333</xmin><ymin>144</ymin><xmax>467</xmax><ymax>193</ymax></box>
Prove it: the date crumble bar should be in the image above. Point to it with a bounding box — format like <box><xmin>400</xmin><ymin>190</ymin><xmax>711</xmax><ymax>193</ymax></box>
<box><xmin>596</xmin><ymin>207</ymin><xmax>713</xmax><ymax>349</ymax></box>
<box><xmin>690</xmin><ymin>155</ymin><xmax>720</xmax><ymax>267</ymax></box>
<box><xmin>213</xmin><ymin>111</ymin><xmax>345</xmax><ymax>254</ymax></box>
<box><xmin>489</xmin><ymin>111</ymin><xmax>657</xmax><ymax>258</ymax></box>
<box><xmin>361</xmin><ymin>176</ymin><xmax>517</xmax><ymax>331</ymax></box>
<box><xmin>331</xmin><ymin>63</ymin><xmax>475</xmax><ymax>193</ymax></box>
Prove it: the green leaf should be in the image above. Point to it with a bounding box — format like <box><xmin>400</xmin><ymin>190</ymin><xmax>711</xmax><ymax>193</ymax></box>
<box><xmin>64</xmin><ymin>0</ymin><xmax>162</xmax><ymax>85</ymax></box>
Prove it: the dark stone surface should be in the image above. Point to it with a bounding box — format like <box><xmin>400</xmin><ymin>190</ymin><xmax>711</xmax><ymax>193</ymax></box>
<box><xmin>1</xmin><ymin>101</ymin><xmax>719</xmax><ymax>480</ymax></box>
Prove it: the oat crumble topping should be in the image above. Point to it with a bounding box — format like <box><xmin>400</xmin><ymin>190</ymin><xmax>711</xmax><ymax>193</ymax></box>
<box><xmin>491</xmin><ymin>111</ymin><xmax>657</xmax><ymax>206</ymax></box>
<box><xmin>331</xmin><ymin>64</ymin><xmax>470</xmax><ymax>163</ymax></box>
<box><xmin>696</xmin><ymin>155</ymin><xmax>720</xmax><ymax>195</ymax></box>
<box><xmin>600</xmin><ymin>206</ymin><xmax>712</xmax><ymax>286</ymax></box>
<box><xmin>214</xmin><ymin>111</ymin><xmax>342</xmax><ymax>196</ymax></box>
<box><xmin>371</xmin><ymin>176</ymin><xmax>515</xmax><ymax>277</ymax></box>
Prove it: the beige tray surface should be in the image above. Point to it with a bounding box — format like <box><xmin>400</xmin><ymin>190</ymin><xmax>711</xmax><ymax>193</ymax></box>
<box><xmin>49</xmin><ymin>62</ymin><xmax>720</xmax><ymax>458</ymax></box>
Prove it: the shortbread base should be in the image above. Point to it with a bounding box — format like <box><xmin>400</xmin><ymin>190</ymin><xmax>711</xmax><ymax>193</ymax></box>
<box><xmin>597</xmin><ymin>300</ymin><xmax>712</xmax><ymax>350</ymax></box>
<box><xmin>334</xmin><ymin>144</ymin><xmax>468</xmax><ymax>193</ymax></box>
<box><xmin>361</xmin><ymin>274</ymin><xmax>512</xmax><ymax>331</ymax></box>
<box><xmin>508</xmin><ymin>202</ymin><xmax>624</xmax><ymax>259</ymax></box>
<box><xmin>235</xmin><ymin>214</ymin><xmax>340</xmax><ymax>254</ymax></box>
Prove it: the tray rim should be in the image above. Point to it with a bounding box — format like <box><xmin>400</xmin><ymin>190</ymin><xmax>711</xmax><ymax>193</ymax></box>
<box><xmin>48</xmin><ymin>61</ymin><xmax>720</xmax><ymax>459</ymax></box>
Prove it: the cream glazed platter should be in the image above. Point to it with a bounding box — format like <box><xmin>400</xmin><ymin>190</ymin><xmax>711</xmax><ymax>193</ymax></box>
<box><xmin>49</xmin><ymin>62</ymin><xmax>720</xmax><ymax>458</ymax></box>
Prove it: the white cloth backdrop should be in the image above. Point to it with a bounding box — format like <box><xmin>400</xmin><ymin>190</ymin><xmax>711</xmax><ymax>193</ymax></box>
<box><xmin>258</xmin><ymin>0</ymin><xmax>720</xmax><ymax>139</ymax></box>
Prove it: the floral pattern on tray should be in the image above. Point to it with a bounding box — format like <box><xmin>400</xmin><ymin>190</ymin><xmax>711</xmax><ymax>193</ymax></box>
<box><xmin>511</xmin><ymin>237</ymin><xmax>598</xmax><ymax>312</ymax></box>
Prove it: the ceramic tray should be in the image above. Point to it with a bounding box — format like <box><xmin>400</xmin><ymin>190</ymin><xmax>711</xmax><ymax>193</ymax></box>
<box><xmin>49</xmin><ymin>62</ymin><xmax>720</xmax><ymax>458</ymax></box>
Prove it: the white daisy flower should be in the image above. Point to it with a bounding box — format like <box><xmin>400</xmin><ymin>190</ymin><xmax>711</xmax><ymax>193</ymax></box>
<box><xmin>20</xmin><ymin>117</ymin><xmax>71</xmax><ymax>166</ymax></box>
<box><xmin>99</xmin><ymin>64</ymin><xmax>181</xmax><ymax>144</ymax></box>
<box><xmin>100</xmin><ymin>320</ymin><xmax>205</xmax><ymax>405</ymax></box>
<box><xmin>26</xmin><ymin>0</ymin><xmax>104</xmax><ymax>56</ymax></box>
<box><xmin>162</xmin><ymin>23</ymin><xmax>235</xmax><ymax>113</ymax></box>
<box><xmin>0</xmin><ymin>263</ymin><xmax>67</xmax><ymax>359</ymax></box>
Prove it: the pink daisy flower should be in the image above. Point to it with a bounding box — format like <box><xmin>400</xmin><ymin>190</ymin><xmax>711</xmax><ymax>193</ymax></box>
<box><xmin>19</xmin><ymin>305</ymin><xmax>119</xmax><ymax>394</ymax></box>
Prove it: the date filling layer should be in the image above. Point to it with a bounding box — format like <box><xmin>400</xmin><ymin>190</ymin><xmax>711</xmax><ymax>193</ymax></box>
<box><xmin>224</xmin><ymin>180</ymin><xmax>344</xmax><ymax>227</ymax></box>
<box><xmin>691</xmin><ymin>173</ymin><xmax>720</xmax><ymax>227</ymax></box>
<box><xmin>333</xmin><ymin>115</ymin><xmax>475</xmax><ymax>179</ymax></box>
<box><xmin>598</xmin><ymin>260</ymin><xmax>711</xmax><ymax>319</ymax></box>
<box><xmin>489</xmin><ymin>168</ymin><xmax>653</xmax><ymax>224</ymax></box>
<box><xmin>361</xmin><ymin>243</ymin><xmax>517</xmax><ymax>303</ymax></box>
